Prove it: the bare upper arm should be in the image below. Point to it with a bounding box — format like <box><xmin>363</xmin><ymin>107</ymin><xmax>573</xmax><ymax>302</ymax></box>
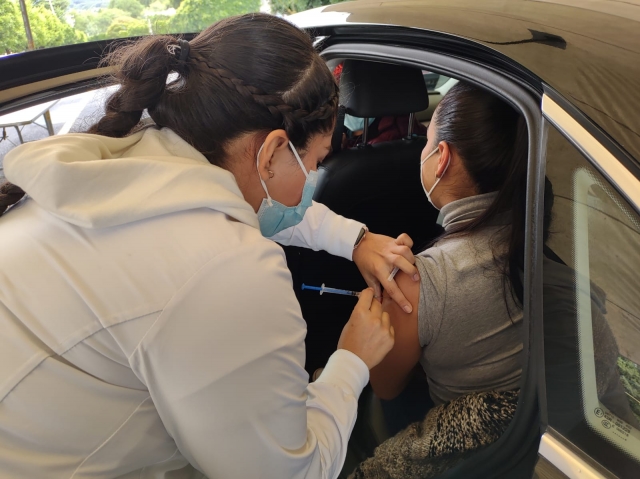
<box><xmin>369</xmin><ymin>270</ymin><xmax>423</xmax><ymax>400</ymax></box>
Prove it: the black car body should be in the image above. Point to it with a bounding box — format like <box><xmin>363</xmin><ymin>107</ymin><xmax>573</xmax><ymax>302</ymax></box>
<box><xmin>1</xmin><ymin>1</ymin><xmax>639</xmax><ymax>478</ymax></box>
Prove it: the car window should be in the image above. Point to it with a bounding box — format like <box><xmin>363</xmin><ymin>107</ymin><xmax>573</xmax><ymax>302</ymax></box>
<box><xmin>543</xmin><ymin>123</ymin><xmax>640</xmax><ymax>476</ymax></box>
<box><xmin>415</xmin><ymin>72</ymin><xmax>455</xmax><ymax>124</ymax></box>
<box><xmin>0</xmin><ymin>86</ymin><xmax>116</xmax><ymax>180</ymax></box>
<box><xmin>0</xmin><ymin>0</ymin><xmax>268</xmax><ymax>55</ymax></box>
<box><xmin>421</xmin><ymin>71</ymin><xmax>454</xmax><ymax>93</ymax></box>
<box><xmin>1</xmin><ymin>0</ymin><xmax>366</xmax><ymax>55</ymax></box>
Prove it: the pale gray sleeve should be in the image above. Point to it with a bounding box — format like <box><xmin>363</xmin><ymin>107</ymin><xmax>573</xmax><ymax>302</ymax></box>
<box><xmin>415</xmin><ymin>250</ymin><xmax>448</xmax><ymax>348</ymax></box>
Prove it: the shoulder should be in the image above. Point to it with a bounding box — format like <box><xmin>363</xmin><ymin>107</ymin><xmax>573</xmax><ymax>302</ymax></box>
<box><xmin>382</xmin><ymin>270</ymin><xmax>420</xmax><ymax>319</ymax></box>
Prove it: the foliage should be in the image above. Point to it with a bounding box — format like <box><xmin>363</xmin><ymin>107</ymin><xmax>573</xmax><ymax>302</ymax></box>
<box><xmin>108</xmin><ymin>0</ymin><xmax>143</xmax><ymax>17</ymax></box>
<box><xmin>29</xmin><ymin>2</ymin><xmax>87</xmax><ymax>48</ymax></box>
<box><xmin>0</xmin><ymin>0</ymin><xmax>27</xmax><ymax>53</ymax></box>
<box><xmin>617</xmin><ymin>356</ymin><xmax>640</xmax><ymax>424</ymax></box>
<box><xmin>148</xmin><ymin>13</ymin><xmax>171</xmax><ymax>34</ymax></box>
<box><xmin>6</xmin><ymin>0</ymin><xmax>263</xmax><ymax>53</ymax></box>
<box><xmin>146</xmin><ymin>0</ymin><xmax>169</xmax><ymax>13</ymax></box>
<box><xmin>105</xmin><ymin>14</ymin><xmax>148</xmax><ymax>37</ymax></box>
<box><xmin>32</xmin><ymin>0</ymin><xmax>69</xmax><ymax>19</ymax></box>
<box><xmin>71</xmin><ymin>8</ymin><xmax>125</xmax><ymax>39</ymax></box>
<box><xmin>270</xmin><ymin>0</ymin><xmax>347</xmax><ymax>16</ymax></box>
<box><xmin>169</xmin><ymin>0</ymin><xmax>259</xmax><ymax>33</ymax></box>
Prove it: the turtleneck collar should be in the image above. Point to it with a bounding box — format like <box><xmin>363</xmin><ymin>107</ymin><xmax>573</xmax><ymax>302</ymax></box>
<box><xmin>440</xmin><ymin>191</ymin><xmax>499</xmax><ymax>232</ymax></box>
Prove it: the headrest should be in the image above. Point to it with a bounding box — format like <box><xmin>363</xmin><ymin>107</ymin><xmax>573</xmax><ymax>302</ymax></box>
<box><xmin>340</xmin><ymin>60</ymin><xmax>429</xmax><ymax>118</ymax></box>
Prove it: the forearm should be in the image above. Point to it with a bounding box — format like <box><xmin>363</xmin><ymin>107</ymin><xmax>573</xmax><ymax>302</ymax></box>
<box><xmin>134</xmin><ymin>244</ymin><xmax>370</xmax><ymax>479</ymax></box>
<box><xmin>305</xmin><ymin>350</ymin><xmax>370</xmax><ymax>478</ymax></box>
<box><xmin>268</xmin><ymin>201</ymin><xmax>364</xmax><ymax>260</ymax></box>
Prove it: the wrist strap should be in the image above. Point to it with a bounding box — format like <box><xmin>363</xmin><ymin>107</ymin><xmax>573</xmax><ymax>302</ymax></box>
<box><xmin>353</xmin><ymin>226</ymin><xmax>368</xmax><ymax>249</ymax></box>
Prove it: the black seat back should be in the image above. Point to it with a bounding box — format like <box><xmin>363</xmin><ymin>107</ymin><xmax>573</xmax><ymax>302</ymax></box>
<box><xmin>283</xmin><ymin>60</ymin><xmax>442</xmax><ymax>373</ymax></box>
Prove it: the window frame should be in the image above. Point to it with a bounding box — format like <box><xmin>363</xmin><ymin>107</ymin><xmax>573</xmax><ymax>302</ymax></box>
<box><xmin>540</xmin><ymin>91</ymin><xmax>640</xmax><ymax>478</ymax></box>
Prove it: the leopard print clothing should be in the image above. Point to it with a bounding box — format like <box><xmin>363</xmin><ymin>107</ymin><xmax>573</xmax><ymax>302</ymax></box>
<box><xmin>349</xmin><ymin>389</ymin><xmax>520</xmax><ymax>479</ymax></box>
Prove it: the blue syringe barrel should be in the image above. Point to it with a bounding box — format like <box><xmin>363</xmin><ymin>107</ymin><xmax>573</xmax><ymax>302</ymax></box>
<box><xmin>301</xmin><ymin>283</ymin><xmax>322</xmax><ymax>292</ymax></box>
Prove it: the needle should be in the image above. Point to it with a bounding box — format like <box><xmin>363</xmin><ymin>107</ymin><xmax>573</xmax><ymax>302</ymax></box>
<box><xmin>387</xmin><ymin>266</ymin><xmax>399</xmax><ymax>282</ymax></box>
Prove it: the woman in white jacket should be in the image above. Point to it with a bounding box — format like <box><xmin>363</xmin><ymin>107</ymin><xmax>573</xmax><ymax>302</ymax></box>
<box><xmin>0</xmin><ymin>13</ymin><xmax>420</xmax><ymax>479</ymax></box>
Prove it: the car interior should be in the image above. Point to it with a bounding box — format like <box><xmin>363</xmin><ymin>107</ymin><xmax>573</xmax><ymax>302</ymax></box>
<box><xmin>282</xmin><ymin>57</ymin><xmax>539</xmax><ymax>478</ymax></box>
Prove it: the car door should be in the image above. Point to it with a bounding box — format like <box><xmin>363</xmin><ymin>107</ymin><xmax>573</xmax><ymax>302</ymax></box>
<box><xmin>535</xmin><ymin>91</ymin><xmax>640</xmax><ymax>478</ymax></box>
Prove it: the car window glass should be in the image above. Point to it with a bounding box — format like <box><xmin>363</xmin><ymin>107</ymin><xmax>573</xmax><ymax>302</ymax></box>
<box><xmin>543</xmin><ymin>123</ymin><xmax>640</xmax><ymax>476</ymax></box>
<box><xmin>1</xmin><ymin>0</ymin><xmax>267</xmax><ymax>54</ymax></box>
<box><xmin>0</xmin><ymin>86</ymin><xmax>117</xmax><ymax>179</ymax></box>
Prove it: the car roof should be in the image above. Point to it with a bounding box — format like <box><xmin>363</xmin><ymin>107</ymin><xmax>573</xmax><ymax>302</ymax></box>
<box><xmin>291</xmin><ymin>0</ymin><xmax>640</xmax><ymax>163</ymax></box>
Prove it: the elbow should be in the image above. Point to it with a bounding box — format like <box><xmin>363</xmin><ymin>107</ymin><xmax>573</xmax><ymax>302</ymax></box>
<box><xmin>370</xmin><ymin>378</ymin><xmax>404</xmax><ymax>401</ymax></box>
<box><xmin>375</xmin><ymin>389</ymin><xmax>402</xmax><ymax>401</ymax></box>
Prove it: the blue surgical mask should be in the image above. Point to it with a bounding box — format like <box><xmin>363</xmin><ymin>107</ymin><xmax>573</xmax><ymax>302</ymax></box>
<box><xmin>420</xmin><ymin>147</ymin><xmax>450</xmax><ymax>210</ymax></box>
<box><xmin>256</xmin><ymin>140</ymin><xmax>317</xmax><ymax>237</ymax></box>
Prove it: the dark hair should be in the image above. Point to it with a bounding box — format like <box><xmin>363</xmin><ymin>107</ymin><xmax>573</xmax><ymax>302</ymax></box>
<box><xmin>0</xmin><ymin>13</ymin><xmax>338</xmax><ymax>215</ymax></box>
<box><xmin>432</xmin><ymin>81</ymin><xmax>529</xmax><ymax>306</ymax></box>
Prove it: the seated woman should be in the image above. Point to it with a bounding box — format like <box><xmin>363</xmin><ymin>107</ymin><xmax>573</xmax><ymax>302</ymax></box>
<box><xmin>351</xmin><ymin>81</ymin><xmax>528</xmax><ymax>478</ymax></box>
<box><xmin>351</xmin><ymin>82</ymin><xmax>638</xmax><ymax>479</ymax></box>
<box><xmin>371</xmin><ymin>80</ymin><xmax>526</xmax><ymax>404</ymax></box>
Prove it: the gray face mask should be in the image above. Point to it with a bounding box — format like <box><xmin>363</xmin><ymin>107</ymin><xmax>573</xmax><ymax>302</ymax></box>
<box><xmin>420</xmin><ymin>147</ymin><xmax>450</xmax><ymax>210</ymax></box>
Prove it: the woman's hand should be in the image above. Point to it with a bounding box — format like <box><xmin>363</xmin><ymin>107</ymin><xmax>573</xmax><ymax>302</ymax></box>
<box><xmin>338</xmin><ymin>289</ymin><xmax>395</xmax><ymax>369</ymax></box>
<box><xmin>352</xmin><ymin>232</ymin><xmax>419</xmax><ymax>313</ymax></box>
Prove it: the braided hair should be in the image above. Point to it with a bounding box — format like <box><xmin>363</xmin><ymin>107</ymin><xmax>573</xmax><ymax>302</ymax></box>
<box><xmin>88</xmin><ymin>13</ymin><xmax>339</xmax><ymax>166</ymax></box>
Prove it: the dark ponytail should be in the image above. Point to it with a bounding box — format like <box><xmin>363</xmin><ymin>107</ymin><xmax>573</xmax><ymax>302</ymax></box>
<box><xmin>432</xmin><ymin>82</ymin><xmax>529</xmax><ymax>306</ymax></box>
<box><xmin>88</xmin><ymin>13</ymin><xmax>339</xmax><ymax>167</ymax></box>
<box><xmin>88</xmin><ymin>35</ymin><xmax>184</xmax><ymax>138</ymax></box>
<box><xmin>0</xmin><ymin>182</ymin><xmax>25</xmax><ymax>216</ymax></box>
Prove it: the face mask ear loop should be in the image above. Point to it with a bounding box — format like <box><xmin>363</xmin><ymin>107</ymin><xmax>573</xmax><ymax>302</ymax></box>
<box><xmin>421</xmin><ymin>147</ymin><xmax>439</xmax><ymax>166</ymax></box>
<box><xmin>426</xmin><ymin>153</ymin><xmax>451</xmax><ymax>198</ymax></box>
<box><xmin>437</xmin><ymin>154</ymin><xmax>451</xmax><ymax>181</ymax></box>
<box><xmin>256</xmin><ymin>143</ymin><xmax>273</xmax><ymax>207</ymax></box>
<box><xmin>289</xmin><ymin>141</ymin><xmax>309</xmax><ymax>179</ymax></box>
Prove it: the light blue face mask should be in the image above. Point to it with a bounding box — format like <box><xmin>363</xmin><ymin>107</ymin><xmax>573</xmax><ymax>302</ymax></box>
<box><xmin>256</xmin><ymin>140</ymin><xmax>318</xmax><ymax>237</ymax></box>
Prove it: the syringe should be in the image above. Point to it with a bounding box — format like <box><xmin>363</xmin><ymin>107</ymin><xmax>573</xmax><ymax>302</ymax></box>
<box><xmin>301</xmin><ymin>283</ymin><xmax>360</xmax><ymax>297</ymax></box>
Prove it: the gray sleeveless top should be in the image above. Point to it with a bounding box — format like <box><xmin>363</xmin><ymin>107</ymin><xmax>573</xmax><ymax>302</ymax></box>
<box><xmin>416</xmin><ymin>192</ymin><xmax>522</xmax><ymax>405</ymax></box>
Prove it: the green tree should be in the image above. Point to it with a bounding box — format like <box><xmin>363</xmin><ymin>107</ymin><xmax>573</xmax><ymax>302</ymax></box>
<box><xmin>146</xmin><ymin>0</ymin><xmax>169</xmax><ymax>13</ymax></box>
<box><xmin>169</xmin><ymin>0</ymin><xmax>259</xmax><ymax>33</ymax></box>
<box><xmin>32</xmin><ymin>0</ymin><xmax>70</xmax><ymax>20</ymax></box>
<box><xmin>270</xmin><ymin>0</ymin><xmax>346</xmax><ymax>16</ymax></box>
<box><xmin>105</xmin><ymin>14</ymin><xmax>148</xmax><ymax>37</ymax></box>
<box><xmin>108</xmin><ymin>0</ymin><xmax>143</xmax><ymax>18</ymax></box>
<box><xmin>71</xmin><ymin>7</ymin><xmax>126</xmax><ymax>39</ymax></box>
<box><xmin>29</xmin><ymin>2</ymin><xmax>87</xmax><ymax>48</ymax></box>
<box><xmin>0</xmin><ymin>0</ymin><xmax>27</xmax><ymax>53</ymax></box>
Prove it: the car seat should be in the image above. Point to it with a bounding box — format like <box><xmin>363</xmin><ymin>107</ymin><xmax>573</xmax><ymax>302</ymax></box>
<box><xmin>282</xmin><ymin>59</ymin><xmax>442</xmax><ymax>374</ymax></box>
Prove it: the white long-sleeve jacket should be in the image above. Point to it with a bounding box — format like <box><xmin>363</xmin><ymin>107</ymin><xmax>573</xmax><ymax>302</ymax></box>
<box><xmin>0</xmin><ymin>128</ymin><xmax>368</xmax><ymax>479</ymax></box>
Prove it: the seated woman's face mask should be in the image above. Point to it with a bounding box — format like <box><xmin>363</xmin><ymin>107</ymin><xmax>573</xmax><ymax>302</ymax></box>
<box><xmin>420</xmin><ymin>147</ymin><xmax>450</xmax><ymax>210</ymax></box>
<box><xmin>256</xmin><ymin>140</ymin><xmax>318</xmax><ymax>237</ymax></box>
